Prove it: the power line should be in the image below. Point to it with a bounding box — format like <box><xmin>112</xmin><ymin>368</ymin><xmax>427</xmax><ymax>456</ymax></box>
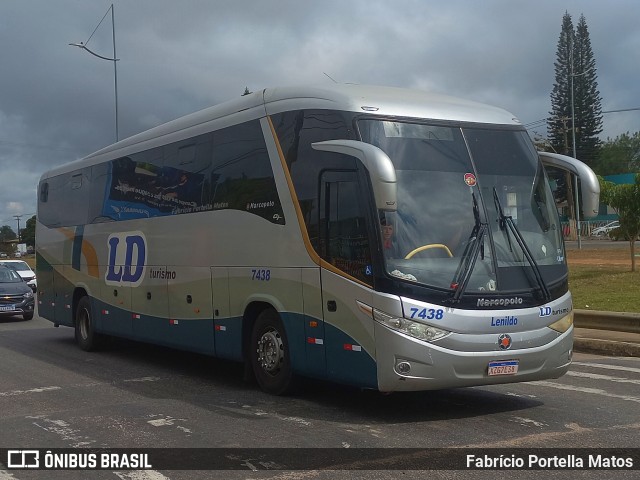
<box><xmin>602</xmin><ymin>107</ymin><xmax>640</xmax><ymax>114</ymax></box>
<box><xmin>84</xmin><ymin>6</ymin><xmax>113</xmax><ymax>47</ymax></box>
<box><xmin>0</xmin><ymin>138</ymin><xmax>78</xmax><ymax>153</ymax></box>
<box><xmin>524</xmin><ymin>107</ymin><xmax>640</xmax><ymax>130</ymax></box>
<box><xmin>1</xmin><ymin>213</ymin><xmax>35</xmax><ymax>227</ymax></box>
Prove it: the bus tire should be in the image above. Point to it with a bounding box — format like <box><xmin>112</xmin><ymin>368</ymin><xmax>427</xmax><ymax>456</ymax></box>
<box><xmin>75</xmin><ymin>296</ymin><xmax>100</xmax><ymax>351</ymax></box>
<box><xmin>250</xmin><ymin>309</ymin><xmax>294</xmax><ymax>395</ymax></box>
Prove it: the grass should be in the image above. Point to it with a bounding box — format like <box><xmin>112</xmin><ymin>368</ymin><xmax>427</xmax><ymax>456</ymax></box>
<box><xmin>568</xmin><ymin>265</ymin><xmax>640</xmax><ymax>312</ymax></box>
<box><xmin>566</xmin><ymin>244</ymin><xmax>640</xmax><ymax>313</ymax></box>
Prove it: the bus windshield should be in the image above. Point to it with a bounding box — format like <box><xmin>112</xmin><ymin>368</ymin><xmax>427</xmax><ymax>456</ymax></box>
<box><xmin>359</xmin><ymin>119</ymin><xmax>566</xmax><ymax>296</ymax></box>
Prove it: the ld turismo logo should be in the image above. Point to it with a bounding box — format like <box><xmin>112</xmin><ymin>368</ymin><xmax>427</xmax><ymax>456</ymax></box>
<box><xmin>105</xmin><ymin>231</ymin><xmax>147</xmax><ymax>287</ymax></box>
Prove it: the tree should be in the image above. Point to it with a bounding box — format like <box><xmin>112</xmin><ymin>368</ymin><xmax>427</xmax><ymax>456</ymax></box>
<box><xmin>0</xmin><ymin>225</ymin><xmax>17</xmax><ymax>255</ymax></box>
<box><xmin>548</xmin><ymin>12</ymin><xmax>603</xmax><ymax>166</ymax></box>
<box><xmin>548</xmin><ymin>13</ymin><xmax>574</xmax><ymax>155</ymax></box>
<box><xmin>592</xmin><ymin>132</ymin><xmax>640</xmax><ymax>176</ymax></box>
<box><xmin>599</xmin><ymin>174</ymin><xmax>640</xmax><ymax>272</ymax></box>
<box><xmin>0</xmin><ymin>225</ymin><xmax>17</xmax><ymax>242</ymax></box>
<box><xmin>573</xmin><ymin>15</ymin><xmax>603</xmax><ymax>162</ymax></box>
<box><xmin>21</xmin><ymin>215</ymin><xmax>36</xmax><ymax>248</ymax></box>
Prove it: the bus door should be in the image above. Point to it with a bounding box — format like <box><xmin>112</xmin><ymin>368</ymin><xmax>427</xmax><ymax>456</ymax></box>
<box><xmin>167</xmin><ymin>266</ymin><xmax>213</xmax><ymax>354</ymax></box>
<box><xmin>319</xmin><ymin>170</ymin><xmax>377</xmax><ymax>387</ymax></box>
<box><xmin>99</xmin><ymin>281</ymin><xmax>132</xmax><ymax>337</ymax></box>
<box><xmin>131</xmin><ymin>268</ymin><xmax>168</xmax><ymax>345</ymax></box>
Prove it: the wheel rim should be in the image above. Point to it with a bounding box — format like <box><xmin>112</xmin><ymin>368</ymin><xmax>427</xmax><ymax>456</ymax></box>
<box><xmin>256</xmin><ymin>327</ymin><xmax>284</xmax><ymax>375</ymax></box>
<box><xmin>79</xmin><ymin>308</ymin><xmax>89</xmax><ymax>340</ymax></box>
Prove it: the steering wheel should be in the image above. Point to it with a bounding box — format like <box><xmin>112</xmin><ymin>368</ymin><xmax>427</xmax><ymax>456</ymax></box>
<box><xmin>404</xmin><ymin>244</ymin><xmax>453</xmax><ymax>259</ymax></box>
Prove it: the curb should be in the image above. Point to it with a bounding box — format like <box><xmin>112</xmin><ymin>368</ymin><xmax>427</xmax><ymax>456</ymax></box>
<box><xmin>573</xmin><ymin>310</ymin><xmax>640</xmax><ymax>357</ymax></box>
<box><xmin>573</xmin><ymin>337</ymin><xmax>640</xmax><ymax>357</ymax></box>
<box><xmin>574</xmin><ymin>309</ymin><xmax>640</xmax><ymax>334</ymax></box>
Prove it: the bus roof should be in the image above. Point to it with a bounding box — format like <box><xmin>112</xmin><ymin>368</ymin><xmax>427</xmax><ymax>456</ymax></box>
<box><xmin>262</xmin><ymin>84</ymin><xmax>520</xmax><ymax>125</ymax></box>
<box><xmin>42</xmin><ymin>84</ymin><xmax>521</xmax><ymax>179</ymax></box>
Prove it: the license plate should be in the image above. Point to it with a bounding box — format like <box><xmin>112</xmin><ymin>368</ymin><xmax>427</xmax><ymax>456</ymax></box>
<box><xmin>488</xmin><ymin>360</ymin><xmax>519</xmax><ymax>376</ymax></box>
<box><xmin>0</xmin><ymin>305</ymin><xmax>16</xmax><ymax>312</ymax></box>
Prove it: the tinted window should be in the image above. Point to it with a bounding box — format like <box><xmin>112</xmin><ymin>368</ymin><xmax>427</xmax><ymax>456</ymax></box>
<box><xmin>206</xmin><ymin>121</ymin><xmax>284</xmax><ymax>224</ymax></box>
<box><xmin>38</xmin><ymin>168</ymin><xmax>91</xmax><ymax>227</ymax></box>
<box><xmin>101</xmin><ymin>147</ymin><xmax>167</xmax><ymax>220</ymax></box>
<box><xmin>96</xmin><ymin>120</ymin><xmax>283</xmax><ymax>224</ymax></box>
<box><xmin>272</xmin><ymin>110</ymin><xmax>357</xmax><ymax>249</ymax></box>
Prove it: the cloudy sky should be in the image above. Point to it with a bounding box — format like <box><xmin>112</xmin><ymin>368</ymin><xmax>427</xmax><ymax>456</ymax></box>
<box><xmin>1</xmin><ymin>0</ymin><xmax>639</xmax><ymax>233</ymax></box>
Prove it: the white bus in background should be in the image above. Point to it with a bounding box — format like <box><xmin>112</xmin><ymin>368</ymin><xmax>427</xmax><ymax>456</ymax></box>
<box><xmin>36</xmin><ymin>84</ymin><xmax>599</xmax><ymax>394</ymax></box>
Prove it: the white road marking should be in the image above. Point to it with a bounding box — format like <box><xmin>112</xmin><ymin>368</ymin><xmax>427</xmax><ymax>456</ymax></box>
<box><xmin>147</xmin><ymin>415</ymin><xmax>185</xmax><ymax>427</ymax></box>
<box><xmin>146</xmin><ymin>414</ymin><xmax>191</xmax><ymax>436</ymax></box>
<box><xmin>0</xmin><ymin>469</ymin><xmax>19</xmax><ymax>480</ymax></box>
<box><xmin>27</xmin><ymin>416</ymin><xmax>96</xmax><ymax>448</ymax></box>
<box><xmin>114</xmin><ymin>471</ymin><xmax>171</xmax><ymax>480</ymax></box>
<box><xmin>123</xmin><ymin>377</ymin><xmax>163</xmax><ymax>383</ymax></box>
<box><xmin>247</xmin><ymin>407</ymin><xmax>311</xmax><ymax>427</ymax></box>
<box><xmin>511</xmin><ymin>416</ymin><xmax>547</xmax><ymax>427</ymax></box>
<box><xmin>0</xmin><ymin>377</ymin><xmax>163</xmax><ymax>398</ymax></box>
<box><xmin>572</xmin><ymin>361</ymin><xmax>640</xmax><ymax>374</ymax></box>
<box><xmin>505</xmin><ymin>392</ymin><xmax>537</xmax><ymax>398</ymax></box>
<box><xmin>567</xmin><ymin>370</ymin><xmax>640</xmax><ymax>385</ymax></box>
<box><xmin>0</xmin><ymin>386</ymin><xmax>61</xmax><ymax>397</ymax></box>
<box><xmin>25</xmin><ymin>415</ymin><xmax>170</xmax><ymax>480</ymax></box>
<box><xmin>531</xmin><ymin>381</ymin><xmax>640</xmax><ymax>403</ymax></box>
<box><xmin>147</xmin><ymin>418</ymin><xmax>175</xmax><ymax>427</ymax></box>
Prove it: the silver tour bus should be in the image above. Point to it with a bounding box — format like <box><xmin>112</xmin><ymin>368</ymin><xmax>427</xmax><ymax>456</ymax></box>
<box><xmin>36</xmin><ymin>84</ymin><xmax>599</xmax><ymax>394</ymax></box>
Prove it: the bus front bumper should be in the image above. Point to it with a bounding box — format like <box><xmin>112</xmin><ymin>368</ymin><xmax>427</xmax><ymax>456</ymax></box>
<box><xmin>374</xmin><ymin>323</ymin><xmax>573</xmax><ymax>392</ymax></box>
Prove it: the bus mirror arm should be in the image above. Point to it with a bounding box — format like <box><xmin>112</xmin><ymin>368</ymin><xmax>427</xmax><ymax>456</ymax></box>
<box><xmin>312</xmin><ymin>140</ymin><xmax>397</xmax><ymax>211</ymax></box>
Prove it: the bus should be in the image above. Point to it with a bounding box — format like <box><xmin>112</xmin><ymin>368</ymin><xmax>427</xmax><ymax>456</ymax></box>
<box><xmin>36</xmin><ymin>84</ymin><xmax>600</xmax><ymax>394</ymax></box>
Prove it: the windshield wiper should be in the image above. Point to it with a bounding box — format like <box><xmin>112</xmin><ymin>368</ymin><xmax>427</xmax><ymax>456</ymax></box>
<box><xmin>449</xmin><ymin>192</ymin><xmax>487</xmax><ymax>304</ymax></box>
<box><xmin>493</xmin><ymin>187</ymin><xmax>551</xmax><ymax>301</ymax></box>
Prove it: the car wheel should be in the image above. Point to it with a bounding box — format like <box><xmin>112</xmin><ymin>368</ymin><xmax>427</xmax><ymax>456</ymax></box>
<box><xmin>23</xmin><ymin>312</ymin><xmax>34</xmax><ymax>321</ymax></box>
<box><xmin>75</xmin><ymin>296</ymin><xmax>101</xmax><ymax>351</ymax></box>
<box><xmin>250</xmin><ymin>309</ymin><xmax>294</xmax><ymax>395</ymax></box>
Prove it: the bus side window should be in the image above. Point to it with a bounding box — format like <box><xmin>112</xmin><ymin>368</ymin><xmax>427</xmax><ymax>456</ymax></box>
<box><xmin>40</xmin><ymin>182</ymin><xmax>49</xmax><ymax>202</ymax></box>
<box><xmin>271</xmin><ymin>109</ymin><xmax>357</xmax><ymax>249</ymax></box>
<box><xmin>319</xmin><ymin>170</ymin><xmax>372</xmax><ymax>284</ymax></box>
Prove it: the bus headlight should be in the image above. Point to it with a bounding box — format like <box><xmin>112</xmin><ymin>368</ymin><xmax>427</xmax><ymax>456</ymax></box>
<box><xmin>548</xmin><ymin>311</ymin><xmax>574</xmax><ymax>333</ymax></box>
<box><xmin>373</xmin><ymin>309</ymin><xmax>449</xmax><ymax>342</ymax></box>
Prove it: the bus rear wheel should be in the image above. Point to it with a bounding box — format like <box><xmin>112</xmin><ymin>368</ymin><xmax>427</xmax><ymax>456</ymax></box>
<box><xmin>75</xmin><ymin>297</ymin><xmax>101</xmax><ymax>351</ymax></box>
<box><xmin>250</xmin><ymin>309</ymin><xmax>294</xmax><ymax>395</ymax></box>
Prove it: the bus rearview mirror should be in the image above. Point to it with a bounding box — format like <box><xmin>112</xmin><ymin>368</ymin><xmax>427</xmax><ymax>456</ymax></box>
<box><xmin>538</xmin><ymin>151</ymin><xmax>600</xmax><ymax>218</ymax></box>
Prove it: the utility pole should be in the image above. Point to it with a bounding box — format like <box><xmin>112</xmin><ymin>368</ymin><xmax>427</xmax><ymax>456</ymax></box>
<box><xmin>13</xmin><ymin>215</ymin><xmax>22</xmax><ymax>242</ymax></box>
<box><xmin>558</xmin><ymin>116</ymin><xmax>571</xmax><ymax>155</ymax></box>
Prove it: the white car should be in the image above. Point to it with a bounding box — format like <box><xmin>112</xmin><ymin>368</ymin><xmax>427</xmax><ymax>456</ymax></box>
<box><xmin>591</xmin><ymin>221</ymin><xmax>620</xmax><ymax>237</ymax></box>
<box><xmin>0</xmin><ymin>260</ymin><xmax>36</xmax><ymax>291</ymax></box>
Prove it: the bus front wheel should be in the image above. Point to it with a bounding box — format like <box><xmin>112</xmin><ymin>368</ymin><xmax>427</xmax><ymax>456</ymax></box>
<box><xmin>250</xmin><ymin>309</ymin><xmax>293</xmax><ymax>395</ymax></box>
<box><xmin>75</xmin><ymin>297</ymin><xmax>100</xmax><ymax>351</ymax></box>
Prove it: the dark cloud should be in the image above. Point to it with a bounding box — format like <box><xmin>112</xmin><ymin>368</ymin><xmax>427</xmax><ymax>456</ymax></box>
<box><xmin>1</xmin><ymin>0</ymin><xmax>639</xmax><ymax>225</ymax></box>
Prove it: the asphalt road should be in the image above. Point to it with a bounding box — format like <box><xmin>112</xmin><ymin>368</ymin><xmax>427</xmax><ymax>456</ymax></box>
<box><xmin>0</xmin><ymin>315</ymin><xmax>638</xmax><ymax>479</ymax></box>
